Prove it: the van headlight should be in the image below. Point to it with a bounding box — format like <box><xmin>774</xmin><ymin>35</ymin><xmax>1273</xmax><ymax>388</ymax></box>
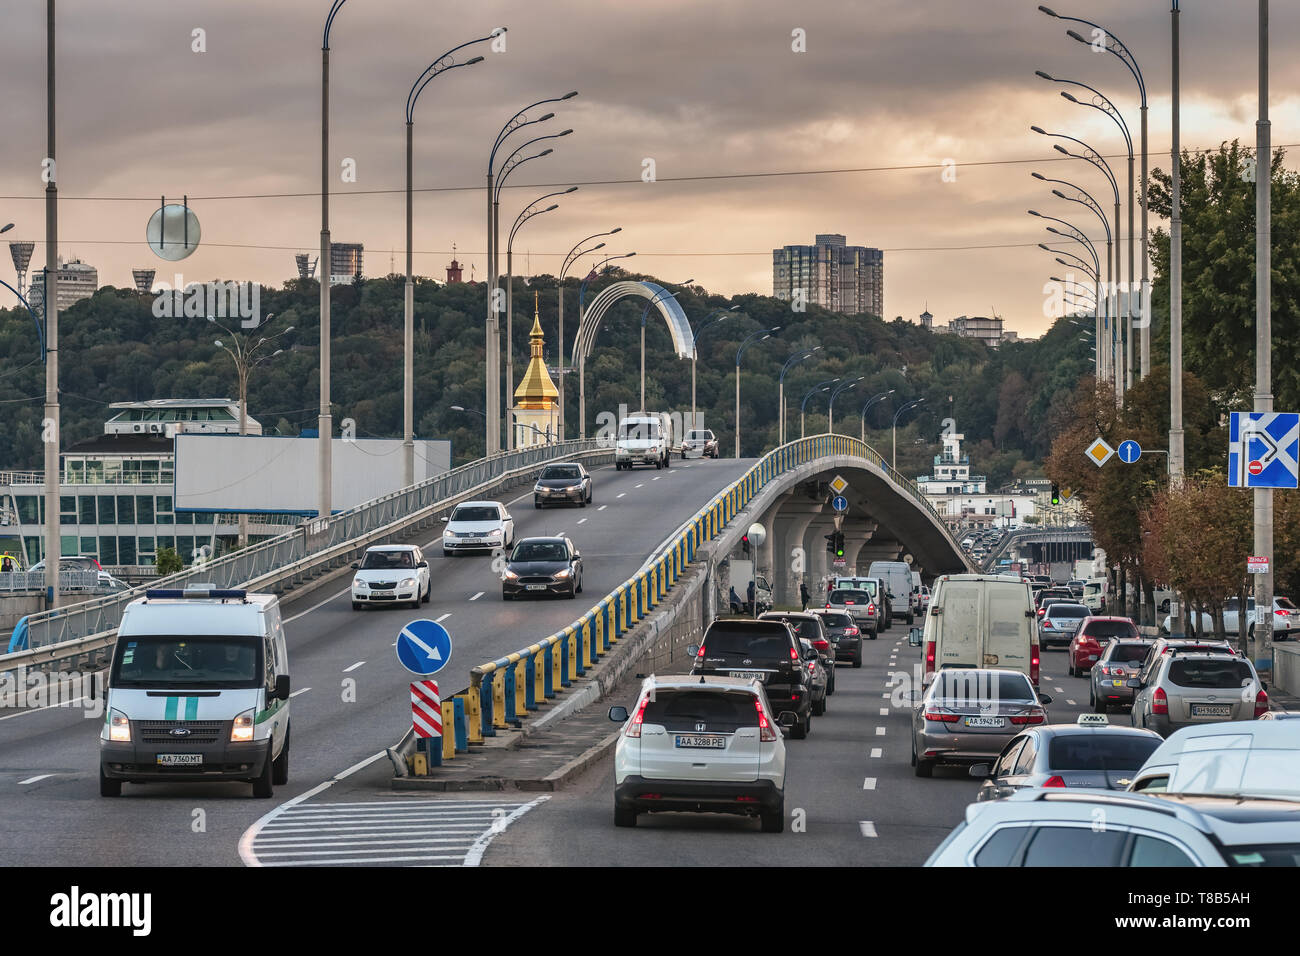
<box><xmin>231</xmin><ymin>708</ymin><xmax>256</xmax><ymax>743</ymax></box>
<box><xmin>108</xmin><ymin>709</ymin><xmax>131</xmax><ymax>742</ymax></box>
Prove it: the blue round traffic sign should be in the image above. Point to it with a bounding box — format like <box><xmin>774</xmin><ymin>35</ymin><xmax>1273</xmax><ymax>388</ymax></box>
<box><xmin>396</xmin><ymin>619</ymin><xmax>453</xmax><ymax>676</ymax></box>
<box><xmin>832</xmin><ymin>495</ymin><xmax>849</xmax><ymax>512</ymax></box>
<box><xmin>1117</xmin><ymin>440</ymin><xmax>1142</xmax><ymax>464</ymax></box>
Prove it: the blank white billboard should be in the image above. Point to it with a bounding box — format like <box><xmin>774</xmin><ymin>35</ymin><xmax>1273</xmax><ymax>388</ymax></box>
<box><xmin>175</xmin><ymin>434</ymin><xmax>451</xmax><ymax>515</ymax></box>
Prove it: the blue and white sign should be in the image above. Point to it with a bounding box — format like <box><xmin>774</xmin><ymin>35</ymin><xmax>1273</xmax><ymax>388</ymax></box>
<box><xmin>1229</xmin><ymin>412</ymin><xmax>1300</xmax><ymax>489</ymax></box>
<box><xmin>396</xmin><ymin>619</ymin><xmax>453</xmax><ymax>676</ymax></box>
<box><xmin>831</xmin><ymin>495</ymin><xmax>849</xmax><ymax>513</ymax></box>
<box><xmin>1117</xmin><ymin>440</ymin><xmax>1142</xmax><ymax>464</ymax></box>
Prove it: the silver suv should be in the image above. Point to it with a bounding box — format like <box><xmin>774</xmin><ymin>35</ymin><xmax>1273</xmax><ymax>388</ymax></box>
<box><xmin>1038</xmin><ymin>602</ymin><xmax>1088</xmax><ymax>648</ymax></box>
<box><xmin>1128</xmin><ymin>649</ymin><xmax>1267</xmax><ymax>737</ymax></box>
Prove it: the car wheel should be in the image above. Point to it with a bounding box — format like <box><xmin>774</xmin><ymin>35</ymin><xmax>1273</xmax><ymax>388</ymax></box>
<box><xmin>443</xmin><ymin>548</ymin><xmax>453</xmax><ymax>558</ymax></box>
<box><xmin>576</xmin><ymin>576</ymin><xmax>583</xmax><ymax>595</ymax></box>
<box><xmin>534</xmin><ymin>498</ymin><xmax>542</xmax><ymax>509</ymax></box>
<box><xmin>579</xmin><ymin>498</ymin><xmax>587</xmax><ymax>508</ymax></box>
<box><xmin>827</xmin><ymin>672</ymin><xmax>836</xmax><ymax>695</ymax></box>
<box><xmin>813</xmin><ymin>696</ymin><xmax>825</xmax><ymax>716</ymax></box>
<box><xmin>352</xmin><ymin>601</ymin><xmax>362</xmax><ymax>611</ymax></box>
<box><xmin>252</xmin><ymin>747</ymin><xmax>274</xmax><ymax>799</ymax></box>
<box><xmin>502</xmin><ymin>591</ymin><xmax>512</xmax><ymax>601</ymax></box>
<box><xmin>421</xmin><ymin>582</ymin><xmax>431</xmax><ymax>604</ymax></box>
<box><xmin>914</xmin><ymin>758</ymin><xmax>935</xmax><ymax>778</ymax></box>
<box><xmin>99</xmin><ymin>766</ymin><xmax>121</xmax><ymax>798</ymax></box>
<box><xmin>869</xmin><ymin>630</ymin><xmax>877</xmax><ymax>641</ymax></box>
<box><xmin>760</xmin><ymin>796</ymin><xmax>785</xmax><ymax>833</ymax></box>
<box><xmin>853</xmin><ymin>649</ymin><xmax>862</xmax><ymax>668</ymax></box>
<box><xmin>1068</xmin><ymin>662</ymin><xmax>1076</xmax><ymax>678</ymax></box>
<box><xmin>906</xmin><ymin>612</ymin><xmax>914</xmax><ymax>625</ymax></box>
<box><xmin>654</xmin><ymin>458</ymin><xmax>662</xmax><ymax>469</ymax></box>
<box><xmin>272</xmin><ymin>723</ymin><xmax>290</xmax><ymax>786</ymax></box>
<box><xmin>614</xmin><ymin>805</ymin><xmax>637</xmax><ymax>828</ymax></box>
<box><xmin>567</xmin><ymin>583</ymin><xmax>577</xmax><ymax>599</ymax></box>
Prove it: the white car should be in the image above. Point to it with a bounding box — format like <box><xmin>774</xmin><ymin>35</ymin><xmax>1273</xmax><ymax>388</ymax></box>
<box><xmin>1161</xmin><ymin>596</ymin><xmax>1298</xmax><ymax>640</ymax></box>
<box><xmin>350</xmin><ymin>544</ymin><xmax>430</xmax><ymax>610</ymax></box>
<box><xmin>608</xmin><ymin>674</ymin><xmax>794</xmax><ymax>832</ymax></box>
<box><xmin>441</xmin><ymin>500</ymin><xmax>514</xmax><ymax>556</ymax></box>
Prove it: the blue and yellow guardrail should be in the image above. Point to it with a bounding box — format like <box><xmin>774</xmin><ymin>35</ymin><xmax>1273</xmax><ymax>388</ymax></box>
<box><xmin>450</xmin><ymin>433</ymin><xmax>941</xmax><ymax>745</ymax></box>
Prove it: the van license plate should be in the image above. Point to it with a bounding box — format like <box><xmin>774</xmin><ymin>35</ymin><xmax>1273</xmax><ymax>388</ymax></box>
<box><xmin>675</xmin><ymin>734</ymin><xmax>726</xmax><ymax>749</ymax></box>
<box><xmin>964</xmin><ymin>716</ymin><xmax>1005</xmax><ymax>728</ymax></box>
<box><xmin>157</xmin><ymin>754</ymin><xmax>202</xmax><ymax>766</ymax></box>
<box><xmin>1191</xmin><ymin>704</ymin><xmax>1231</xmax><ymax>717</ymax></box>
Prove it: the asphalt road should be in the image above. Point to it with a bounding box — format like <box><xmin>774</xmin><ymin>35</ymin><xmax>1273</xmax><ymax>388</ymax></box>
<box><xmin>0</xmin><ymin>456</ymin><xmax>752</xmax><ymax>866</ymax></box>
<box><xmin>482</xmin><ymin>634</ymin><xmax>1104</xmax><ymax>866</ymax></box>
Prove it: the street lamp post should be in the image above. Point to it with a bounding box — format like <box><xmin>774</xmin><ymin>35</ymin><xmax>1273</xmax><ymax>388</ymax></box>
<box><xmin>505</xmin><ymin>187</ymin><xmax>575</xmax><ymax>448</ymax></box>
<box><xmin>860</xmin><ymin>389</ymin><xmax>895</xmax><ymax>443</ymax></box>
<box><xmin>318</xmin><ymin>0</ymin><xmax>348</xmax><ymax>521</ymax></box>
<box><xmin>576</xmin><ymin>252</ymin><xmax>635</xmax><ymax>437</ymax></box>
<box><xmin>1254</xmin><ymin>0</ymin><xmax>1273</xmax><ymax>669</ymax></box>
<box><xmin>486</xmin><ymin>92</ymin><xmax>577</xmax><ymax>456</ymax></box>
<box><xmin>43</xmin><ymin>0</ymin><xmax>60</xmax><ymax>605</ymax></box>
<box><xmin>1033</xmin><ymin>219</ymin><xmax>1101</xmax><ymax>381</ymax></box>
<box><xmin>404</xmin><ymin>37</ymin><xmax>490</xmax><ymax>486</ymax></box>
<box><xmin>828</xmin><ymin>377</ymin><xmax>864</xmax><ymax>434</ymax></box>
<box><xmin>639</xmin><ymin>280</ymin><xmax>693</xmax><ymax>411</ymax></box>
<box><xmin>778</xmin><ymin>346</ymin><xmax>822</xmax><ymax>446</ymax></box>
<box><xmin>800</xmin><ymin>379</ymin><xmax>839</xmax><ymax>440</ymax></box>
<box><xmin>558</xmin><ymin>228</ymin><xmax>620</xmax><ymax>439</ymax></box>
<box><xmin>689</xmin><ymin>307</ymin><xmax>737</xmax><ymax>435</ymax></box>
<box><xmin>735</xmin><ymin>327</ymin><xmax>779</xmax><ymax>458</ymax></box>
<box><xmin>892</xmin><ymin>398</ymin><xmax>926</xmax><ymax>471</ymax></box>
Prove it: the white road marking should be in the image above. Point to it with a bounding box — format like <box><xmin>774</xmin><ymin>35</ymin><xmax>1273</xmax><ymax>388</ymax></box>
<box><xmin>577</xmin><ymin>518</ymin><xmax>587</xmax><ymax>524</ymax></box>
<box><xmin>859</xmin><ymin>821</ymin><xmax>878</xmax><ymax>838</ymax></box>
<box><xmin>597</xmin><ymin>505</ymin><xmax>608</xmax><ymax>511</ymax></box>
<box><xmin>879</xmin><ymin>707</ymin><xmax>889</xmax><ymax>716</ymax></box>
<box><xmin>862</xmin><ymin>777</ymin><xmax>877</xmax><ymax>790</ymax></box>
<box><xmin>634</xmin><ymin>483</ymin><xmax>644</xmax><ymax>489</ymax></box>
<box><xmin>18</xmin><ymin>774</ymin><xmax>55</xmax><ymax>785</ymax></box>
<box><xmin>285</xmin><ymin>586</ymin><xmax>350</xmax><ymax>623</ymax></box>
<box><xmin>342</xmin><ymin>661</ymin><xmax>365</xmax><ymax>673</ymax></box>
<box><xmin>875</xmin><ymin>726</ymin><xmax>886</xmax><ymax>736</ymax></box>
<box><xmin>1054</xmin><ymin>687</ymin><xmax>1064</xmax><ymax>693</ymax></box>
<box><xmin>0</xmin><ymin>696</ymin><xmax>89</xmax><ymax>722</ymax></box>
<box><xmin>435</xmin><ymin>613</ymin><xmax>452</xmax><ymax>623</ymax></box>
<box><xmin>882</xmin><ymin>693</ymin><xmax>890</xmax><ymax>699</ymax></box>
<box><xmin>469</xmin><ymin>592</ymin><xmax>484</xmax><ymax>601</ymax></box>
<box><xmin>290</xmin><ymin>688</ymin><xmax>311</xmax><ymax>698</ymax></box>
<box><xmin>617</xmin><ymin>493</ymin><xmax>626</xmax><ymax>499</ymax></box>
<box><xmin>1067</xmin><ymin>699</ymin><xmax>1077</xmax><ymax>706</ymax></box>
<box><xmin>870</xmin><ymin>747</ymin><xmax>883</xmax><ymax>758</ymax></box>
<box><xmin>651</xmin><ymin>476</ymin><xmax>660</xmax><ymax>481</ymax></box>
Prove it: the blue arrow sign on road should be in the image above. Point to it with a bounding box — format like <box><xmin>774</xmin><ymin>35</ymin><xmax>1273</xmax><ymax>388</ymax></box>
<box><xmin>831</xmin><ymin>495</ymin><xmax>848</xmax><ymax>512</ymax></box>
<box><xmin>396</xmin><ymin>619</ymin><xmax>453</xmax><ymax>676</ymax></box>
<box><xmin>1229</xmin><ymin>411</ymin><xmax>1300</xmax><ymax>488</ymax></box>
<box><xmin>1117</xmin><ymin>440</ymin><xmax>1142</xmax><ymax>464</ymax></box>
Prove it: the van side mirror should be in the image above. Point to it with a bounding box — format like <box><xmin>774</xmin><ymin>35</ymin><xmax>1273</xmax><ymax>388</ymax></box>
<box><xmin>350</xmin><ymin>561</ymin><xmax>359</xmax><ymax>569</ymax></box>
<box><xmin>441</xmin><ymin>516</ymin><xmax>449</xmax><ymax>522</ymax></box>
<box><xmin>686</xmin><ymin>644</ymin><xmax>699</xmax><ymax>658</ymax></box>
<box><xmin>608</xmin><ymin>705</ymin><xmax>629</xmax><ymax>722</ymax></box>
<box><xmin>274</xmin><ymin>675</ymin><xmax>291</xmax><ymax>700</ymax></box>
<box><xmin>417</xmin><ymin>560</ymin><xmax>428</xmax><ymax>569</ymax></box>
<box><xmin>908</xmin><ymin>627</ymin><xmax>923</xmax><ymax>647</ymax></box>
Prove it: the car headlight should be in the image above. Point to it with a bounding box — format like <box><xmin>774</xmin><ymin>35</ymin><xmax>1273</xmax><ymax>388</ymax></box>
<box><xmin>554</xmin><ymin>568</ymin><xmax>571</xmax><ymax>579</ymax></box>
<box><xmin>503</xmin><ymin>569</ymin><xmax>519</xmax><ymax>580</ymax></box>
<box><xmin>566</xmin><ymin>485</ymin><xmax>582</xmax><ymax>492</ymax></box>
<box><xmin>231</xmin><ymin>708</ymin><xmax>256</xmax><ymax>743</ymax></box>
<box><xmin>400</xmin><ymin>577</ymin><xmax>417</xmax><ymax>588</ymax></box>
<box><xmin>443</xmin><ymin>529</ymin><xmax>454</xmax><ymax>538</ymax></box>
<box><xmin>108</xmin><ymin>709</ymin><xmax>131</xmax><ymax>742</ymax></box>
<box><xmin>353</xmin><ymin>577</ymin><xmax>366</xmax><ymax>588</ymax></box>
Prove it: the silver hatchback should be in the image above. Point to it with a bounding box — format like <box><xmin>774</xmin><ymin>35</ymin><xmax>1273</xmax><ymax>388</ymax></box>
<box><xmin>911</xmin><ymin>669</ymin><xmax>1052</xmax><ymax>778</ymax></box>
<box><xmin>1129</xmin><ymin>651</ymin><xmax>1267</xmax><ymax>737</ymax></box>
<box><xmin>1038</xmin><ymin>602</ymin><xmax>1088</xmax><ymax>648</ymax></box>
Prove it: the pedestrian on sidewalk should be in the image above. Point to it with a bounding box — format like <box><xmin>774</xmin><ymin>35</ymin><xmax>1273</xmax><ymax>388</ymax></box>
<box><xmin>800</xmin><ymin>582</ymin><xmax>810</xmax><ymax>610</ymax></box>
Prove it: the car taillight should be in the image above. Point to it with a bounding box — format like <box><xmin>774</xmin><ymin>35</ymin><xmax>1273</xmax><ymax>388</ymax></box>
<box><xmin>756</xmin><ymin>698</ymin><xmax>777</xmax><ymax>741</ymax></box>
<box><xmin>867</xmin><ymin>603</ymin><xmax>875</xmax><ymax>614</ymax></box>
<box><xmin>1010</xmin><ymin>711</ymin><xmax>1046</xmax><ymax>725</ymax></box>
<box><xmin>1152</xmin><ymin>687</ymin><xmax>1168</xmax><ymax>715</ymax></box>
<box><xmin>1043</xmin><ymin>775</ymin><xmax>1066</xmax><ymax>788</ymax></box>
<box><xmin>813</xmin><ymin>638</ymin><xmax>830</xmax><ymax>651</ymax></box>
<box><xmin>789</xmin><ymin>645</ymin><xmax>799</xmax><ymax>661</ymax></box>
<box><xmin>1255</xmin><ymin>688</ymin><xmax>1269</xmax><ymax>719</ymax></box>
<box><xmin>825</xmin><ymin>603</ymin><xmax>831</xmax><ymax>609</ymax></box>
<box><xmin>923</xmin><ymin>710</ymin><xmax>960</xmax><ymax>723</ymax></box>
<box><xmin>844</xmin><ymin>626</ymin><xmax>859</xmax><ymax>636</ymax></box>
<box><xmin>925</xmin><ymin>640</ymin><xmax>936</xmax><ymax>677</ymax></box>
<box><xmin>1037</xmin><ymin>607</ymin><xmax>1045</xmax><ymax>617</ymax></box>
<box><xmin>696</xmin><ymin>645</ymin><xmax>706</xmax><ymax>659</ymax></box>
<box><xmin>1030</xmin><ymin>647</ymin><xmax>1040</xmax><ymax>685</ymax></box>
<box><xmin>1043</xmin><ymin>620</ymin><xmax>1053</xmax><ymax>629</ymax></box>
<box><xmin>625</xmin><ymin>697</ymin><xmax>650</xmax><ymax>738</ymax></box>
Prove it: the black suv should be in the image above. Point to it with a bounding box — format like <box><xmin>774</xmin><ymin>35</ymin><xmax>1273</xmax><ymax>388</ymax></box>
<box><xmin>690</xmin><ymin>618</ymin><xmax>813</xmax><ymax>738</ymax></box>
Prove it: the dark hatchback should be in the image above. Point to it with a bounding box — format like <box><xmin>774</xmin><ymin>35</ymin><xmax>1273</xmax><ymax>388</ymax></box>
<box><xmin>810</xmin><ymin>608</ymin><xmax>863</xmax><ymax>666</ymax></box>
<box><xmin>690</xmin><ymin>618</ymin><xmax>813</xmax><ymax>739</ymax></box>
<box><xmin>501</xmin><ymin>536</ymin><xmax>583</xmax><ymax>600</ymax></box>
<box><xmin>533</xmin><ymin>463</ymin><xmax>592</xmax><ymax>508</ymax></box>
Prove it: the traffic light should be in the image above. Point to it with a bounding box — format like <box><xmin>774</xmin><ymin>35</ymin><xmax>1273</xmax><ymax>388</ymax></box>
<box><xmin>825</xmin><ymin>532</ymin><xmax>836</xmax><ymax>554</ymax></box>
<box><xmin>834</xmin><ymin>531</ymin><xmax>845</xmax><ymax>558</ymax></box>
<box><xmin>741</xmin><ymin>533</ymin><xmax>751</xmax><ymax>557</ymax></box>
<box><xmin>1050</xmin><ymin>483</ymin><xmax>1061</xmax><ymax>506</ymax></box>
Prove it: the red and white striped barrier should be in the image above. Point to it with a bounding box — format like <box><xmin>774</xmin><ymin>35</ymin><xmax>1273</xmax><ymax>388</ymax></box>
<box><xmin>411</xmin><ymin>680</ymin><xmax>442</xmax><ymax>738</ymax></box>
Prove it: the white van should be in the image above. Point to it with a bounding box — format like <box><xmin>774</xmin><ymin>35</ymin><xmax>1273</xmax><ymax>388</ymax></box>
<box><xmin>868</xmin><ymin>560</ymin><xmax>919</xmax><ymax>624</ymax></box>
<box><xmin>99</xmin><ymin>588</ymin><xmax>291</xmax><ymax>798</ymax></box>
<box><xmin>917</xmin><ymin>573</ymin><xmax>1039</xmax><ymax>688</ymax></box>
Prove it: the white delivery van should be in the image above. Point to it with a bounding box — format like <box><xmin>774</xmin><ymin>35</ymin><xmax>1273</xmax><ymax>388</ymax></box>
<box><xmin>729</xmin><ymin>559</ymin><xmax>773</xmax><ymax>614</ymax></box>
<box><xmin>919</xmin><ymin>573</ymin><xmax>1039</xmax><ymax>688</ymax></box>
<box><xmin>98</xmin><ymin>588</ymin><xmax>291</xmax><ymax>799</ymax></box>
<box><xmin>615</xmin><ymin>412</ymin><xmax>673</xmax><ymax>470</ymax></box>
<box><xmin>868</xmin><ymin>560</ymin><xmax>919</xmax><ymax>624</ymax></box>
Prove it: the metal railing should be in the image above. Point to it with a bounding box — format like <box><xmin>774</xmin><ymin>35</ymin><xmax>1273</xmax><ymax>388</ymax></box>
<box><xmin>0</xmin><ymin>571</ymin><xmax>103</xmax><ymax>593</ymax></box>
<box><xmin>13</xmin><ymin>439</ymin><xmax>609</xmax><ymax>652</ymax></box>
<box><xmin>0</xmin><ymin>471</ymin><xmax>44</xmax><ymax>485</ymax></box>
<box><xmin>453</xmin><ymin>433</ymin><xmax>966</xmax><ymax>744</ymax></box>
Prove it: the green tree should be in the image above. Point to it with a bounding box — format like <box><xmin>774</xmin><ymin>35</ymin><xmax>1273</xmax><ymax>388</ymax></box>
<box><xmin>155</xmin><ymin>546</ymin><xmax>183</xmax><ymax>577</ymax></box>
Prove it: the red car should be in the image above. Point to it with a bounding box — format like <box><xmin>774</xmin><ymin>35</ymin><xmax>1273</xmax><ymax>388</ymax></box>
<box><xmin>1068</xmin><ymin>615</ymin><xmax>1140</xmax><ymax>677</ymax></box>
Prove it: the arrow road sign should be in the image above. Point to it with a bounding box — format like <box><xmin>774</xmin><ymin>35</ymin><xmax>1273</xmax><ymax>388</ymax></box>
<box><xmin>396</xmin><ymin>619</ymin><xmax>453</xmax><ymax>676</ymax></box>
<box><xmin>831</xmin><ymin>495</ymin><xmax>848</xmax><ymax>512</ymax></box>
<box><xmin>1229</xmin><ymin>412</ymin><xmax>1300</xmax><ymax>488</ymax></box>
<box><xmin>1117</xmin><ymin>440</ymin><xmax>1142</xmax><ymax>464</ymax></box>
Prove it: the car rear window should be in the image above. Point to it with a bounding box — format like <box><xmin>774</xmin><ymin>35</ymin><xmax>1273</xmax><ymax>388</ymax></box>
<box><xmin>829</xmin><ymin>590</ymin><xmax>872</xmax><ymax>605</ymax></box>
<box><xmin>1224</xmin><ymin>844</ymin><xmax>1300</xmax><ymax>867</ymax></box>
<box><xmin>700</xmin><ymin>623</ymin><xmax>792</xmax><ymax>662</ymax></box>
<box><xmin>1047</xmin><ymin>734</ymin><xmax>1161</xmax><ymax>771</ymax></box>
<box><xmin>763</xmin><ymin>615</ymin><xmax>818</xmax><ymax>640</ymax></box>
<box><xmin>929</xmin><ymin>671</ymin><xmax>1036</xmax><ymax>703</ymax></box>
<box><xmin>640</xmin><ymin>689</ymin><xmax>757</xmax><ymax>733</ymax></box>
<box><xmin>1107</xmin><ymin>643</ymin><xmax>1152</xmax><ymax>664</ymax></box>
<box><xmin>818</xmin><ymin>612</ymin><xmax>853</xmax><ymax>628</ymax></box>
<box><xmin>1082</xmin><ymin>620</ymin><xmax>1139</xmax><ymax>639</ymax></box>
<box><xmin>1049</xmin><ymin>605</ymin><xmax>1088</xmax><ymax>618</ymax></box>
<box><xmin>1167</xmin><ymin>658</ymin><xmax>1254</xmax><ymax>689</ymax></box>
<box><xmin>1277</xmin><ymin>597</ymin><xmax>1298</xmax><ymax>611</ymax></box>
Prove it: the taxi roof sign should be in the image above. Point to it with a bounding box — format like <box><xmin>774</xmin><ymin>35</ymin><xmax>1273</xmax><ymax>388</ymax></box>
<box><xmin>1076</xmin><ymin>713</ymin><xmax>1109</xmax><ymax>726</ymax></box>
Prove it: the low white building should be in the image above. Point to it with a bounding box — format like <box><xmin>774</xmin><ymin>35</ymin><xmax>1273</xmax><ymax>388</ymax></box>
<box><xmin>915</xmin><ymin>431</ymin><xmax>1038</xmax><ymax>531</ymax></box>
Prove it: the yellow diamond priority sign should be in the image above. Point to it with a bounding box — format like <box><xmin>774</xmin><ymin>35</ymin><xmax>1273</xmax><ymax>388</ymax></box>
<box><xmin>1086</xmin><ymin>438</ymin><xmax>1115</xmax><ymax>467</ymax></box>
<box><xmin>829</xmin><ymin>475</ymin><xmax>849</xmax><ymax>495</ymax></box>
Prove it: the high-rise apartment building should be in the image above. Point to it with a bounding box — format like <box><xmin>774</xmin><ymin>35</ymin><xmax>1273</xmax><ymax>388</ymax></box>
<box><xmin>26</xmin><ymin>256</ymin><xmax>98</xmax><ymax>313</ymax></box>
<box><xmin>329</xmin><ymin>242</ymin><xmax>363</xmax><ymax>285</ymax></box>
<box><xmin>772</xmin><ymin>233</ymin><xmax>883</xmax><ymax>317</ymax></box>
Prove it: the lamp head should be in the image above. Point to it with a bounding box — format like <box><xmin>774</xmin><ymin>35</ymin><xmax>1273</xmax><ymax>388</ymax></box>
<box><xmin>1051</xmin><ymin>189</ymin><xmax>1066</xmax><ymax>199</ymax></box>
<box><xmin>1028</xmin><ymin>209</ymin><xmax>1042</xmax><ymax>217</ymax></box>
<box><xmin>1060</xmin><ymin>90</ymin><xmax>1079</xmax><ymax>104</ymax></box>
<box><xmin>451</xmin><ymin>405</ymin><xmax>465</xmax><ymax>412</ymax></box>
<box><xmin>1066</xmin><ymin>28</ymin><xmax>1089</xmax><ymax>44</ymax></box>
<box><xmin>1030</xmin><ymin>125</ymin><xmax>1046</xmax><ymax>135</ymax></box>
<box><xmin>558</xmin><ymin>128</ymin><xmax>574</xmax><ymax>136</ymax></box>
<box><xmin>610</xmin><ymin>227</ymin><xmax>622</xmax><ymax>234</ymax></box>
<box><xmin>564</xmin><ymin>186</ymin><xmax>579</xmax><ymax>193</ymax></box>
<box><xmin>544</xmin><ymin>204</ymin><xmax>559</xmax><ymax>212</ymax></box>
<box><xmin>1034</xmin><ymin>70</ymin><xmax>1054</xmax><ymax>81</ymax></box>
<box><xmin>538</xmin><ymin>112</ymin><xmax>556</xmax><ymax>122</ymax></box>
<box><xmin>1038</xmin><ymin>5</ymin><xmax>1058</xmax><ymax>17</ymax></box>
<box><xmin>561</xmin><ymin>90</ymin><xmax>579</xmax><ymax>100</ymax></box>
<box><xmin>0</xmin><ymin>223</ymin><xmax>13</xmax><ymax>234</ymax></box>
<box><xmin>1031</xmin><ymin>172</ymin><xmax>1046</xmax><ymax>180</ymax></box>
<box><xmin>539</xmin><ymin>148</ymin><xmax>554</xmax><ymax>157</ymax></box>
<box><xmin>1053</xmin><ymin>144</ymin><xmax>1069</xmax><ymax>155</ymax></box>
<box><xmin>467</xmin><ymin>56</ymin><xmax>485</xmax><ymax>66</ymax></box>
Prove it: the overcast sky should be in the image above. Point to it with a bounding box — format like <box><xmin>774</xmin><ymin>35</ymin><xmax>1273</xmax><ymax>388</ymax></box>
<box><xmin>2</xmin><ymin>0</ymin><xmax>1296</xmax><ymax>336</ymax></box>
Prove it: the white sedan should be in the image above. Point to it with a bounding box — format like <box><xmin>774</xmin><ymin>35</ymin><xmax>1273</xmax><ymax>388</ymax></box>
<box><xmin>441</xmin><ymin>501</ymin><xmax>514</xmax><ymax>556</ymax></box>
<box><xmin>351</xmin><ymin>545</ymin><xmax>430</xmax><ymax>610</ymax></box>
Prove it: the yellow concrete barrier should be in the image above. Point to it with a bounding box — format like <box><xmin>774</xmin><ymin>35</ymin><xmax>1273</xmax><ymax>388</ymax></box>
<box><xmin>441</xmin><ymin>701</ymin><xmax>455</xmax><ymax>761</ymax></box>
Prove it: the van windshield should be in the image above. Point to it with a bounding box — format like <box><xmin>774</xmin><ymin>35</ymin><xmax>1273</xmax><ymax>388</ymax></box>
<box><xmin>618</xmin><ymin>421</ymin><xmax>660</xmax><ymax>440</ymax></box>
<box><xmin>111</xmin><ymin>636</ymin><xmax>263</xmax><ymax>689</ymax></box>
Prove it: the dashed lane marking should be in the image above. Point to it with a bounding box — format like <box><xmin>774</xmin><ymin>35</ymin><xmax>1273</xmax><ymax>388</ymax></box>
<box><xmin>859</xmin><ymin>821</ymin><xmax>878</xmax><ymax>838</ymax></box>
<box><xmin>862</xmin><ymin>777</ymin><xmax>877</xmax><ymax>790</ymax></box>
<box><xmin>343</xmin><ymin>661</ymin><xmax>365</xmax><ymax>673</ymax></box>
<box><xmin>470</xmin><ymin>592</ymin><xmax>484</xmax><ymax>601</ymax></box>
